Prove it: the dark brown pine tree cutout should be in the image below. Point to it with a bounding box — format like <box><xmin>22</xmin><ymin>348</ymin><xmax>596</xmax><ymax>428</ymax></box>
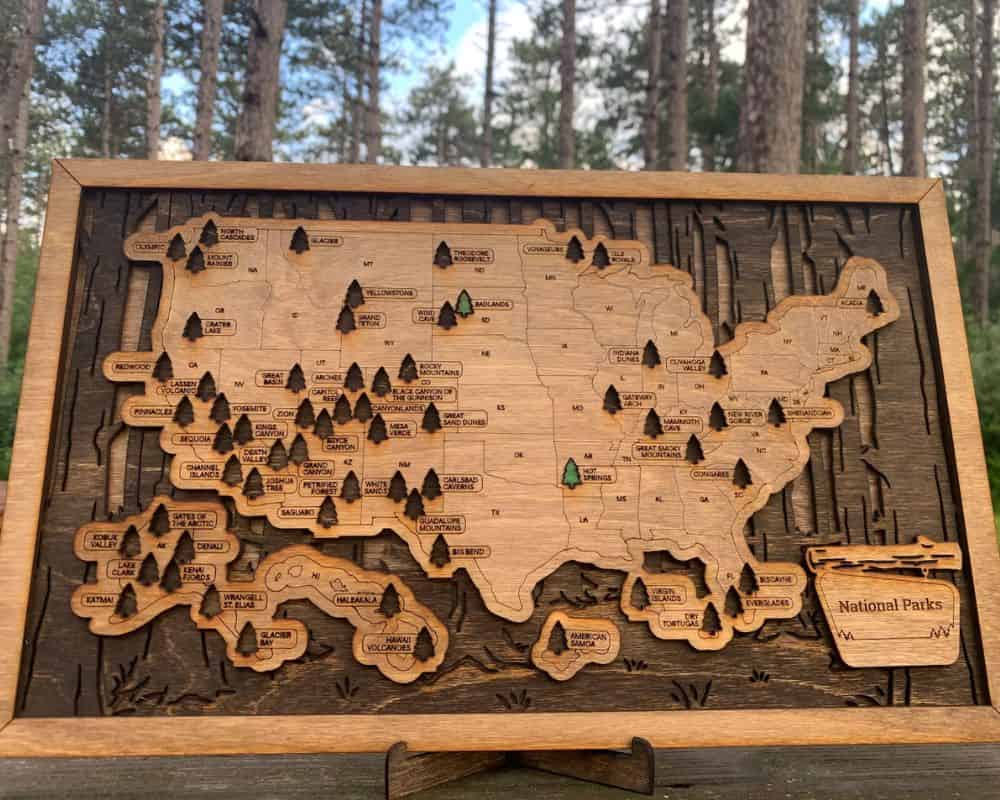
<box><xmin>379</xmin><ymin>582</ymin><xmax>401</xmax><ymax>618</ymax></box>
<box><xmin>160</xmin><ymin>557</ymin><xmax>182</xmax><ymax>593</ymax></box>
<box><xmin>153</xmin><ymin>351</ymin><xmax>173</xmax><ymax>382</ymax></box>
<box><xmin>344</xmin><ymin>362</ymin><xmax>364</xmax><ymax>391</ymax></box>
<box><xmin>234</xmin><ymin>413</ymin><xmax>254</xmax><ymax>444</ymax></box>
<box><xmin>732</xmin><ymin>458</ymin><xmax>752</xmax><ymax>489</ymax></box>
<box><xmin>286</xmin><ymin>363</ymin><xmax>306</xmax><ymax>393</ymax></box>
<box><xmin>686</xmin><ymin>434</ymin><xmax>705</xmax><ymax>464</ymax></box>
<box><xmin>644</xmin><ymin>408</ymin><xmax>664</xmax><ymax>438</ymax></box>
<box><xmin>398</xmin><ymin>353</ymin><xmax>419</xmax><ymax>383</ymax></box>
<box><xmin>739</xmin><ymin>562</ymin><xmax>759</xmax><ymax>594</ymax></box>
<box><xmin>429</xmin><ymin>532</ymin><xmax>449</xmax><ymax>565</ymax></box>
<box><xmin>406</xmin><ymin>489</ymin><xmax>426</xmax><ymax>521</ymax></box>
<box><xmin>174</xmin><ymin>531</ymin><xmax>195</xmax><ymax>565</ymax></box>
<box><xmin>413</xmin><ymin>626</ymin><xmax>435</xmax><ymax>661</ymax></box>
<box><xmin>333</xmin><ymin>394</ymin><xmax>353</xmax><ymax>424</ymax></box>
<box><xmin>642</xmin><ymin>339</ymin><xmax>661</xmax><ymax>367</ymax></box>
<box><xmin>566</xmin><ymin>235</ymin><xmax>584</xmax><ymax>262</ymax></box>
<box><xmin>433</xmin><ymin>240</ymin><xmax>452</xmax><ymax>267</ymax></box>
<box><xmin>289</xmin><ymin>433</ymin><xmax>309</xmax><ymax>464</ymax></box>
<box><xmin>701</xmin><ymin>602</ymin><xmax>722</xmax><ymax>634</ymax></box>
<box><xmin>118</xmin><ymin>525</ymin><xmax>141</xmax><ymax>558</ymax></box>
<box><xmin>592</xmin><ymin>241</ymin><xmax>611</xmax><ymax>268</ymax></box>
<box><xmin>222</xmin><ymin>455</ymin><xmax>243</xmax><ymax>486</ymax></box>
<box><xmin>138</xmin><ymin>553</ymin><xmax>160</xmax><ymax>586</ymax></box>
<box><xmin>866</xmin><ymin>288</ymin><xmax>884</xmax><ymax>316</ymax></box>
<box><xmin>354</xmin><ymin>392</ymin><xmax>373</xmax><ymax>422</ymax></box>
<box><xmin>213</xmin><ymin>423</ymin><xmax>234</xmax><ymax>453</ymax></box>
<box><xmin>548</xmin><ymin>621</ymin><xmax>568</xmax><ymax>654</ymax></box>
<box><xmin>199</xmin><ymin>584</ymin><xmax>221</xmax><ymax>618</ymax></box>
<box><xmin>237</xmin><ymin>621</ymin><xmax>259</xmax><ymax>655</ymax></box>
<box><xmin>210</xmin><ymin>392</ymin><xmax>231</xmax><ymax>423</ymax></box>
<box><xmin>724</xmin><ymin>586</ymin><xmax>743</xmax><ymax>617</ymax></box>
<box><xmin>388</xmin><ymin>471</ymin><xmax>408</xmax><ymax>502</ymax></box>
<box><xmin>340</xmin><ymin>470</ymin><xmax>361</xmax><ymax>503</ymax></box>
<box><xmin>295</xmin><ymin>398</ymin><xmax>315</xmax><ymax>428</ymax></box>
<box><xmin>371</xmin><ymin>366</ymin><xmax>392</xmax><ymax>397</ymax></box>
<box><xmin>290</xmin><ymin>225</ymin><xmax>310</xmax><ymax>254</ymax></box>
<box><xmin>708</xmin><ymin>350</ymin><xmax>727</xmax><ymax>378</ymax></box>
<box><xmin>199</xmin><ymin>219</ymin><xmax>218</xmax><ymax>246</ymax></box>
<box><xmin>630</xmin><ymin>577</ymin><xmax>651</xmax><ymax>610</ymax></box>
<box><xmin>196</xmin><ymin>371</ymin><xmax>217</xmax><ymax>401</ymax></box>
<box><xmin>422</xmin><ymin>402</ymin><xmax>442</xmax><ymax>432</ymax></box>
<box><xmin>767</xmin><ymin>398</ymin><xmax>786</xmax><ymax>426</ymax></box>
<box><xmin>268</xmin><ymin>439</ymin><xmax>288</xmax><ymax>470</ymax></box>
<box><xmin>314</xmin><ymin>408</ymin><xmax>334</xmax><ymax>437</ymax></box>
<box><xmin>337</xmin><ymin>303</ymin><xmax>356</xmax><ymax>334</ymax></box>
<box><xmin>368</xmin><ymin>413</ymin><xmax>388</xmax><ymax>444</ymax></box>
<box><xmin>183</xmin><ymin>312</ymin><xmax>203</xmax><ymax>341</ymax></box>
<box><xmin>115</xmin><ymin>584</ymin><xmax>138</xmax><ymax>619</ymax></box>
<box><xmin>345</xmin><ymin>279</ymin><xmax>365</xmax><ymax>308</ymax></box>
<box><xmin>718</xmin><ymin>320</ymin><xmax>734</xmax><ymax>344</ymax></box>
<box><xmin>603</xmin><ymin>384</ymin><xmax>622</xmax><ymax>414</ymax></box>
<box><xmin>318</xmin><ymin>495</ymin><xmax>338</xmax><ymax>528</ymax></box>
<box><xmin>174</xmin><ymin>395</ymin><xmax>195</xmax><ymax>427</ymax></box>
<box><xmin>150</xmin><ymin>503</ymin><xmax>171</xmax><ymax>535</ymax></box>
<box><xmin>437</xmin><ymin>300</ymin><xmax>458</xmax><ymax>329</ymax></box>
<box><xmin>421</xmin><ymin>468</ymin><xmax>441</xmax><ymax>500</ymax></box>
<box><xmin>708</xmin><ymin>402</ymin><xmax>728</xmax><ymax>431</ymax></box>
<box><xmin>186</xmin><ymin>246</ymin><xmax>206</xmax><ymax>274</ymax></box>
<box><xmin>243</xmin><ymin>467</ymin><xmax>265</xmax><ymax>499</ymax></box>
<box><xmin>167</xmin><ymin>232</ymin><xmax>186</xmax><ymax>260</ymax></box>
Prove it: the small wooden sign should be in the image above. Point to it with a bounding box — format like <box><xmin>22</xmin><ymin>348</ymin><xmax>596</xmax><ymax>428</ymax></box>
<box><xmin>1</xmin><ymin>161</ymin><xmax>999</xmax><ymax>758</ymax></box>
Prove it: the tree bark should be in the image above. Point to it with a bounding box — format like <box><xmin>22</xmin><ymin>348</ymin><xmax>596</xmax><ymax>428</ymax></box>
<box><xmin>146</xmin><ymin>0</ymin><xmax>165</xmax><ymax>160</ymax></box>
<box><xmin>801</xmin><ymin>0</ymin><xmax>820</xmax><ymax>172</ymax></box>
<box><xmin>663</xmin><ymin>0</ymin><xmax>688</xmax><ymax>170</ymax></box>
<box><xmin>558</xmin><ymin>0</ymin><xmax>576</xmax><ymax>169</ymax></box>
<box><xmin>643</xmin><ymin>0</ymin><xmax>662</xmax><ymax>169</ymax></box>
<box><xmin>101</xmin><ymin>33</ymin><xmax>113</xmax><ymax>158</ymax></box>
<box><xmin>0</xmin><ymin>76</ymin><xmax>31</xmax><ymax>365</ymax></box>
<box><xmin>737</xmin><ymin>0</ymin><xmax>808</xmax><ymax>173</ymax></box>
<box><xmin>702</xmin><ymin>0</ymin><xmax>719</xmax><ymax>171</ymax></box>
<box><xmin>481</xmin><ymin>0</ymin><xmax>497</xmax><ymax>167</ymax></box>
<box><xmin>193</xmin><ymin>0</ymin><xmax>223</xmax><ymax>161</ymax></box>
<box><xmin>901</xmin><ymin>0</ymin><xmax>927</xmax><ymax>177</ymax></box>
<box><xmin>365</xmin><ymin>0</ymin><xmax>382</xmax><ymax>163</ymax></box>
<box><xmin>0</xmin><ymin>0</ymin><xmax>46</xmax><ymax>178</ymax></box>
<box><xmin>975</xmin><ymin>0</ymin><xmax>995</xmax><ymax>324</ymax></box>
<box><xmin>844</xmin><ymin>0</ymin><xmax>860</xmax><ymax>174</ymax></box>
<box><xmin>965</xmin><ymin>0</ymin><xmax>979</xmax><ymax>264</ymax></box>
<box><xmin>349</xmin><ymin>0</ymin><xmax>367</xmax><ymax>164</ymax></box>
<box><xmin>234</xmin><ymin>0</ymin><xmax>287</xmax><ymax>162</ymax></box>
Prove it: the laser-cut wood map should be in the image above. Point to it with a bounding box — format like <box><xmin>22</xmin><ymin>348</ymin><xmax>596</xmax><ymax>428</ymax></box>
<box><xmin>68</xmin><ymin>211</ymin><xmax>933</xmax><ymax>683</ymax></box>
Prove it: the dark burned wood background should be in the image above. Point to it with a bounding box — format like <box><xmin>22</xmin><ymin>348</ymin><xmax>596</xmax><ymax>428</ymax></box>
<box><xmin>14</xmin><ymin>188</ymin><xmax>988</xmax><ymax>718</ymax></box>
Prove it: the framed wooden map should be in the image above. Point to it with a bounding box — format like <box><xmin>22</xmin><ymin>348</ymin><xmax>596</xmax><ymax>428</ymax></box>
<box><xmin>2</xmin><ymin>161</ymin><xmax>999</xmax><ymax>758</ymax></box>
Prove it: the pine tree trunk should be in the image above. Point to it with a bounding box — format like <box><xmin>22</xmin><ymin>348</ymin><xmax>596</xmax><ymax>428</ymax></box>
<box><xmin>101</xmin><ymin>36</ymin><xmax>113</xmax><ymax>158</ymax></box>
<box><xmin>0</xmin><ymin>78</ymin><xmax>31</xmax><ymax>366</ymax></box>
<box><xmin>663</xmin><ymin>0</ymin><xmax>688</xmax><ymax>170</ymax></box>
<box><xmin>901</xmin><ymin>0</ymin><xmax>927</xmax><ymax>177</ymax></box>
<box><xmin>0</xmin><ymin>0</ymin><xmax>46</xmax><ymax>176</ymax></box>
<box><xmin>234</xmin><ymin>0</ymin><xmax>287</xmax><ymax>162</ymax></box>
<box><xmin>365</xmin><ymin>0</ymin><xmax>382</xmax><ymax>164</ymax></box>
<box><xmin>193</xmin><ymin>0</ymin><xmax>223</xmax><ymax>161</ymax></box>
<box><xmin>877</xmin><ymin>25</ymin><xmax>894</xmax><ymax>175</ymax></box>
<box><xmin>481</xmin><ymin>0</ymin><xmax>497</xmax><ymax>167</ymax></box>
<box><xmin>146</xmin><ymin>0</ymin><xmax>165</xmax><ymax>160</ymax></box>
<box><xmin>702</xmin><ymin>0</ymin><xmax>719</xmax><ymax>171</ymax></box>
<box><xmin>801</xmin><ymin>0</ymin><xmax>820</xmax><ymax>172</ymax></box>
<box><xmin>975</xmin><ymin>0</ymin><xmax>995</xmax><ymax>324</ymax></box>
<box><xmin>964</xmin><ymin>0</ymin><xmax>979</xmax><ymax>264</ymax></box>
<box><xmin>558</xmin><ymin>0</ymin><xmax>576</xmax><ymax>169</ymax></box>
<box><xmin>737</xmin><ymin>0</ymin><xmax>808</xmax><ymax>173</ymax></box>
<box><xmin>643</xmin><ymin>0</ymin><xmax>662</xmax><ymax>169</ymax></box>
<box><xmin>349</xmin><ymin>0</ymin><xmax>367</xmax><ymax>164</ymax></box>
<box><xmin>844</xmin><ymin>0</ymin><xmax>860</xmax><ymax>174</ymax></box>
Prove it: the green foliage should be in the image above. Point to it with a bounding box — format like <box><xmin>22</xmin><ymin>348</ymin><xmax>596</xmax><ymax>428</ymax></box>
<box><xmin>967</xmin><ymin>317</ymin><xmax>1000</xmax><ymax>512</ymax></box>
<box><xmin>400</xmin><ymin>62</ymin><xmax>480</xmax><ymax>166</ymax></box>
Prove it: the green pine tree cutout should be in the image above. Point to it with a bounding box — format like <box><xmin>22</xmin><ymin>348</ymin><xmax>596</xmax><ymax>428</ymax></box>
<box><xmin>561</xmin><ymin>458</ymin><xmax>582</xmax><ymax>489</ymax></box>
<box><xmin>455</xmin><ymin>289</ymin><xmax>474</xmax><ymax>317</ymax></box>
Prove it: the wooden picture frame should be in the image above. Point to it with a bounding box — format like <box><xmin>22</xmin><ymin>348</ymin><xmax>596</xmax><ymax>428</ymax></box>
<box><xmin>1</xmin><ymin>160</ymin><xmax>998</xmax><ymax>757</ymax></box>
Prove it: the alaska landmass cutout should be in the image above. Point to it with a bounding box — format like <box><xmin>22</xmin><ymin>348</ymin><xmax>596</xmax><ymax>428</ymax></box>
<box><xmin>73</xmin><ymin>214</ymin><xmax>898</xmax><ymax>681</ymax></box>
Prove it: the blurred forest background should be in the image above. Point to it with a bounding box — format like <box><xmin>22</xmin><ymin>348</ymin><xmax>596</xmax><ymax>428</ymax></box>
<box><xmin>0</xmin><ymin>0</ymin><xmax>998</xmax><ymax>511</ymax></box>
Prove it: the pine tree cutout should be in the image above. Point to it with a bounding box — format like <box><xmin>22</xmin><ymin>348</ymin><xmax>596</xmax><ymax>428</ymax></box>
<box><xmin>115</xmin><ymin>584</ymin><xmax>138</xmax><ymax>618</ymax></box>
<box><xmin>167</xmin><ymin>232</ymin><xmax>186</xmax><ymax>260</ymax></box>
<box><xmin>642</xmin><ymin>339</ymin><xmax>661</xmax><ymax>367</ymax></box>
<box><xmin>210</xmin><ymin>392</ymin><xmax>231</xmax><ymax>423</ymax></box>
<box><xmin>371</xmin><ymin>366</ymin><xmax>392</xmax><ymax>397</ymax></box>
<box><xmin>234</xmin><ymin>413</ymin><xmax>254</xmax><ymax>444</ymax></box>
<box><xmin>118</xmin><ymin>525</ymin><xmax>141</xmax><ymax>558</ymax></box>
<box><xmin>561</xmin><ymin>458</ymin><xmax>582</xmax><ymax>489</ymax></box>
<box><xmin>289</xmin><ymin>433</ymin><xmax>309</xmax><ymax>465</ymax></box>
<box><xmin>368</xmin><ymin>413</ymin><xmax>388</xmax><ymax>444</ymax></box>
<box><xmin>421</xmin><ymin>402</ymin><xmax>442</xmax><ymax>432</ymax></box>
<box><xmin>433</xmin><ymin>241</ymin><xmax>452</xmax><ymax>267</ymax></box>
<box><xmin>565</xmin><ymin>235</ymin><xmax>584</xmax><ymax>262</ymax></box>
<box><xmin>199</xmin><ymin>584</ymin><xmax>221</xmax><ymax>618</ymax></box>
<box><xmin>421</xmin><ymin>468</ymin><xmax>441</xmax><ymax>500</ymax></box>
<box><xmin>455</xmin><ymin>289</ymin><xmax>474</xmax><ymax>317</ymax></box>
<box><xmin>213</xmin><ymin>423</ymin><xmax>234</xmax><ymax>453</ymax></box>
<box><xmin>290</xmin><ymin>226</ymin><xmax>310</xmax><ymax>254</ymax></box>
<box><xmin>354</xmin><ymin>392</ymin><xmax>373</xmax><ymax>422</ymax></box>
<box><xmin>138</xmin><ymin>552</ymin><xmax>160</xmax><ymax>586</ymax></box>
<box><xmin>388</xmin><ymin>471</ymin><xmax>408</xmax><ymax>502</ymax></box>
<box><xmin>174</xmin><ymin>395</ymin><xmax>195</xmax><ymax>427</ymax></box>
<box><xmin>314</xmin><ymin>408</ymin><xmax>334</xmax><ymax>437</ymax></box>
<box><xmin>413</xmin><ymin>626</ymin><xmax>435</xmax><ymax>661</ymax></box>
<box><xmin>708</xmin><ymin>350</ymin><xmax>727</xmax><ymax>378</ymax></box>
<box><xmin>405</xmin><ymin>489</ymin><xmax>426</xmax><ymax>521</ymax></box>
<box><xmin>548</xmin><ymin>621</ymin><xmax>568</xmax><ymax>654</ymax></box>
<box><xmin>337</xmin><ymin>304</ymin><xmax>356</xmax><ymax>334</ymax></box>
<box><xmin>644</xmin><ymin>408</ymin><xmax>664</xmax><ymax>438</ymax></box>
<box><xmin>739</xmin><ymin>563</ymin><xmax>760</xmax><ymax>595</ymax></box>
<box><xmin>630</xmin><ymin>577</ymin><xmax>651</xmax><ymax>610</ymax></box>
<box><xmin>222</xmin><ymin>455</ymin><xmax>243</xmax><ymax>486</ymax></box>
<box><xmin>199</xmin><ymin>219</ymin><xmax>218</xmax><ymax>246</ymax></box>
<box><xmin>700</xmin><ymin>602</ymin><xmax>722</xmax><ymax>634</ymax></box>
<box><xmin>174</xmin><ymin>531</ymin><xmax>195</xmax><ymax>565</ymax></box>
<box><xmin>242</xmin><ymin>467</ymin><xmax>265</xmax><ymax>499</ymax></box>
<box><xmin>286</xmin><ymin>363</ymin><xmax>306</xmax><ymax>393</ymax></box>
<box><xmin>724</xmin><ymin>586</ymin><xmax>743</xmax><ymax>618</ymax></box>
<box><xmin>150</xmin><ymin>503</ymin><xmax>171</xmax><ymax>535</ymax></box>
<box><xmin>295</xmin><ymin>398</ymin><xmax>316</xmax><ymax>429</ymax></box>
<box><xmin>268</xmin><ymin>439</ymin><xmax>288</xmax><ymax>470</ymax></box>
<box><xmin>429</xmin><ymin>532</ymin><xmax>449</xmax><ymax>565</ymax></box>
<box><xmin>708</xmin><ymin>402</ymin><xmax>728</xmax><ymax>431</ymax></box>
<box><xmin>318</xmin><ymin>495</ymin><xmax>338</xmax><ymax>528</ymax></box>
<box><xmin>345</xmin><ymin>279</ymin><xmax>365</xmax><ymax>309</ymax></box>
<box><xmin>186</xmin><ymin>246</ymin><xmax>206</xmax><ymax>274</ymax></box>
<box><xmin>183</xmin><ymin>312</ymin><xmax>203</xmax><ymax>341</ymax></box>
<box><xmin>340</xmin><ymin>470</ymin><xmax>361</xmax><ymax>503</ymax></box>
<box><xmin>732</xmin><ymin>458</ymin><xmax>752</xmax><ymax>489</ymax></box>
<box><xmin>437</xmin><ymin>301</ymin><xmax>458</xmax><ymax>329</ymax></box>
<box><xmin>603</xmin><ymin>384</ymin><xmax>623</xmax><ymax>414</ymax></box>
<box><xmin>333</xmin><ymin>394</ymin><xmax>353</xmax><ymax>424</ymax></box>
<box><xmin>196</xmin><ymin>371</ymin><xmax>217</xmax><ymax>401</ymax></box>
<box><xmin>160</xmin><ymin>557</ymin><xmax>182</xmax><ymax>592</ymax></box>
<box><xmin>344</xmin><ymin>362</ymin><xmax>364</xmax><ymax>391</ymax></box>
<box><xmin>379</xmin><ymin>582</ymin><xmax>401</xmax><ymax>618</ymax></box>
<box><xmin>718</xmin><ymin>321</ymin><xmax>734</xmax><ymax>344</ymax></box>
<box><xmin>592</xmin><ymin>241</ymin><xmax>611</xmax><ymax>268</ymax></box>
<box><xmin>398</xmin><ymin>353</ymin><xmax>419</xmax><ymax>383</ymax></box>
<box><xmin>153</xmin><ymin>351</ymin><xmax>173</xmax><ymax>382</ymax></box>
<box><xmin>237</xmin><ymin>621</ymin><xmax>259</xmax><ymax>655</ymax></box>
<box><xmin>685</xmin><ymin>434</ymin><xmax>705</xmax><ymax>464</ymax></box>
<box><xmin>866</xmin><ymin>289</ymin><xmax>884</xmax><ymax>316</ymax></box>
<box><xmin>767</xmin><ymin>398</ymin><xmax>786</xmax><ymax>426</ymax></box>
